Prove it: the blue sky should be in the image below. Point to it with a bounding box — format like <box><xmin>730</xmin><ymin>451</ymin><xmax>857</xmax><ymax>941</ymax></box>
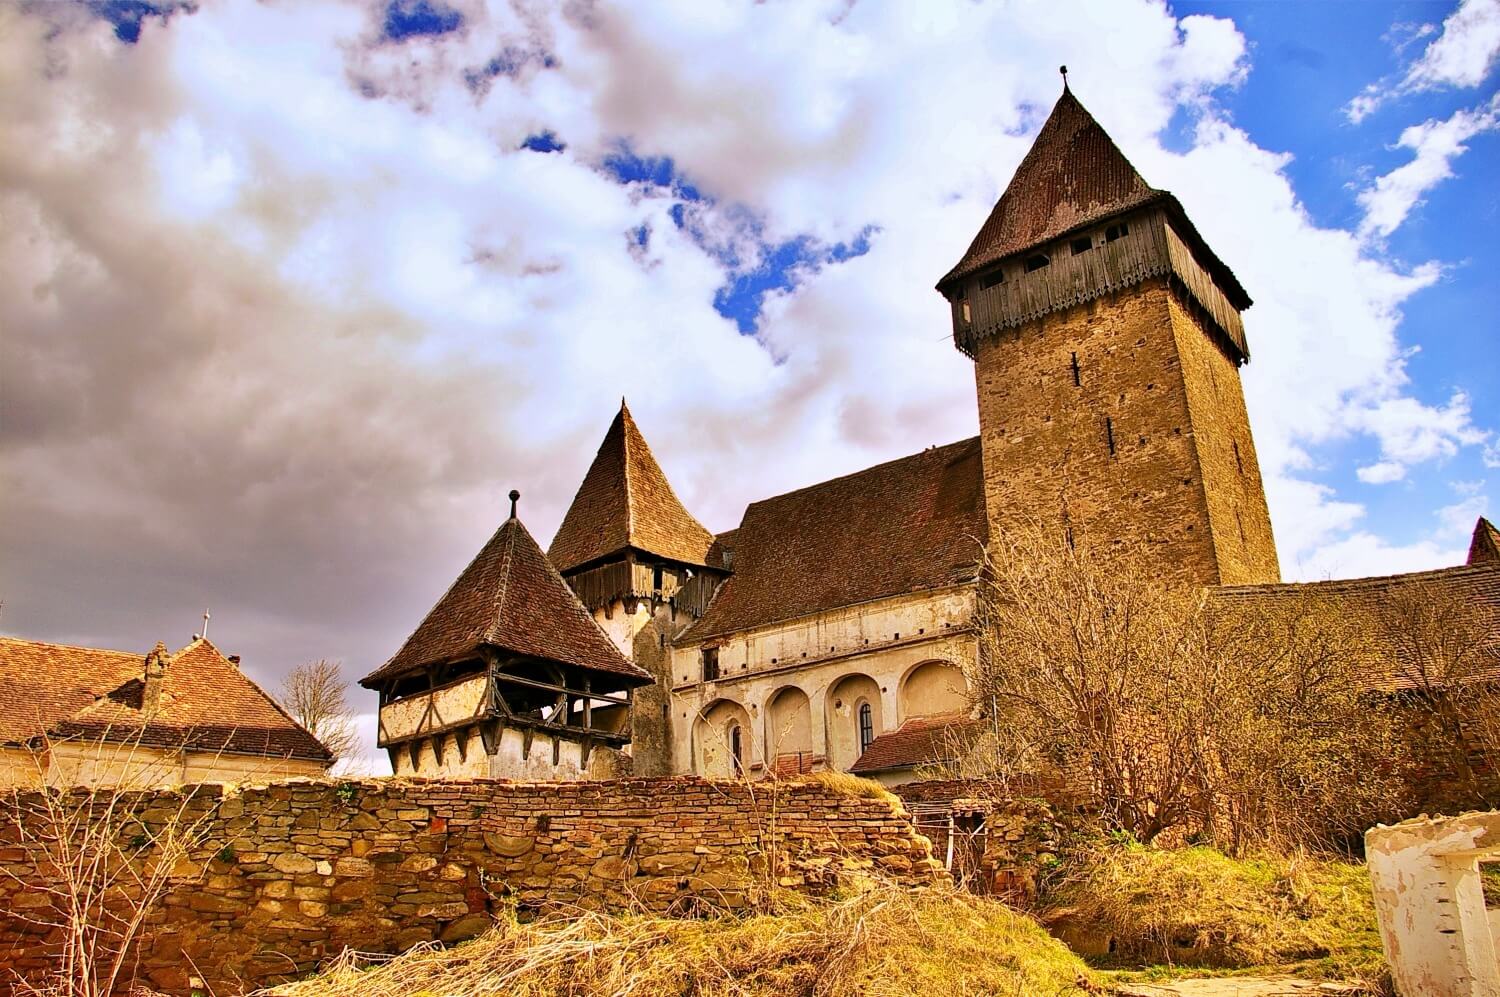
<box><xmin>2</xmin><ymin>0</ymin><xmax>1497</xmax><ymax>771</ymax></box>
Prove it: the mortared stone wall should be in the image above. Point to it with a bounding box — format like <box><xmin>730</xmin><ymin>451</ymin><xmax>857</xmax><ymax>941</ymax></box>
<box><xmin>0</xmin><ymin>776</ymin><xmax>945</xmax><ymax>995</ymax></box>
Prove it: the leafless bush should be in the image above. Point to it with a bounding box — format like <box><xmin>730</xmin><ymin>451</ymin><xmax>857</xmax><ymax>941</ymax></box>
<box><xmin>1370</xmin><ymin>580</ymin><xmax>1500</xmax><ymax>808</ymax></box>
<box><xmin>966</xmin><ymin>527</ymin><xmax>1412</xmax><ymax>851</ymax></box>
<box><xmin>1</xmin><ymin>739</ymin><xmax>223</xmax><ymax>997</ymax></box>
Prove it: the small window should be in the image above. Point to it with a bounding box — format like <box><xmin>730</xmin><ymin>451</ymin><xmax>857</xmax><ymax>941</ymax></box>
<box><xmin>701</xmin><ymin>647</ymin><xmax>720</xmax><ymax>682</ymax></box>
<box><xmin>729</xmin><ymin>724</ymin><xmax>744</xmax><ymax>774</ymax></box>
<box><xmin>1024</xmin><ymin>253</ymin><xmax>1050</xmax><ymax>272</ymax></box>
<box><xmin>960</xmin><ymin>298</ymin><xmax>971</xmax><ymax>323</ymax></box>
<box><xmin>1070</xmin><ymin>236</ymin><xmax>1093</xmax><ymax>255</ymax></box>
<box><xmin>979</xmin><ymin>269</ymin><xmax>1005</xmax><ymax>290</ymax></box>
<box><xmin>858</xmin><ymin>702</ymin><xmax>875</xmax><ymax>755</ymax></box>
<box><xmin>652</xmin><ymin>566</ymin><xmax>664</xmax><ymax>591</ymax></box>
<box><xmin>1105</xmin><ymin>222</ymin><xmax>1129</xmax><ymax>242</ymax></box>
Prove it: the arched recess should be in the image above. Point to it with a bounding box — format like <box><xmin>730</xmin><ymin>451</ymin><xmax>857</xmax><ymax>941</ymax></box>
<box><xmin>694</xmin><ymin>699</ymin><xmax>753</xmax><ymax>779</ymax></box>
<box><xmin>900</xmin><ymin>660</ymin><xmax>968</xmax><ymax>723</ymax></box>
<box><xmin>825</xmin><ymin>673</ymin><xmax>882</xmax><ymax>772</ymax></box>
<box><xmin>765</xmin><ymin>686</ymin><xmax>814</xmax><ymax>776</ymax></box>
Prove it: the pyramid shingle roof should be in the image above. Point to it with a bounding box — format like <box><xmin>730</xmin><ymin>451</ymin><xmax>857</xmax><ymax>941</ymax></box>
<box><xmin>937</xmin><ymin>87</ymin><xmax>1249</xmax><ymax>309</ymax></box>
<box><xmin>548</xmin><ymin>402</ymin><xmax>715</xmax><ymax>573</ymax></box>
<box><xmin>361</xmin><ymin>510</ymin><xmax>650</xmax><ymax>688</ymax></box>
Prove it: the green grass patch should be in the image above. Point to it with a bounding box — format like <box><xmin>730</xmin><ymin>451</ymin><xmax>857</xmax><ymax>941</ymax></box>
<box><xmin>1039</xmin><ymin>844</ymin><xmax>1387</xmax><ymax>990</ymax></box>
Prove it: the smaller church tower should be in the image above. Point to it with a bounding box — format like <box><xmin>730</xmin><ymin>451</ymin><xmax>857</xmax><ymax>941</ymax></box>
<box><xmin>938</xmin><ymin>76</ymin><xmax>1279</xmax><ymax>585</ymax></box>
<box><xmin>360</xmin><ymin>492</ymin><xmax>654</xmax><ymax>780</ymax></box>
<box><xmin>549</xmin><ymin>401</ymin><xmax>730</xmax><ymax>774</ymax></box>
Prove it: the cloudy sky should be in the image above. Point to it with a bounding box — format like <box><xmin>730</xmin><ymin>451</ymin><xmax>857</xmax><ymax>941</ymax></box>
<box><xmin>3</xmin><ymin>0</ymin><xmax>1497</xmax><ymax>773</ymax></box>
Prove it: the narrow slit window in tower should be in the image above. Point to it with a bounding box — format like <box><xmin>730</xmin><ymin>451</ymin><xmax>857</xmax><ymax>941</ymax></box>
<box><xmin>1071</xmin><ymin>352</ymin><xmax>1081</xmax><ymax>386</ymax></box>
<box><xmin>1232</xmin><ymin>441</ymin><xmax>1244</xmax><ymax>475</ymax></box>
<box><xmin>1105</xmin><ymin>417</ymin><xmax>1116</xmax><ymax>456</ymax></box>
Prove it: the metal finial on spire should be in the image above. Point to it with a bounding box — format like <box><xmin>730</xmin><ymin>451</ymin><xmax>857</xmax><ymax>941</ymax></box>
<box><xmin>509</xmin><ymin>489</ymin><xmax>521</xmax><ymax>519</ymax></box>
<box><xmin>1060</xmin><ymin>65</ymin><xmax>1069</xmax><ymax>91</ymax></box>
<box><xmin>199</xmin><ymin>609</ymin><xmax>210</xmax><ymax>641</ymax></box>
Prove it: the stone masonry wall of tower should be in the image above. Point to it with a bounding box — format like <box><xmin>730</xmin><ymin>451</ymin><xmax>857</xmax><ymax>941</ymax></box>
<box><xmin>973</xmin><ymin>277</ymin><xmax>1277</xmax><ymax>586</ymax></box>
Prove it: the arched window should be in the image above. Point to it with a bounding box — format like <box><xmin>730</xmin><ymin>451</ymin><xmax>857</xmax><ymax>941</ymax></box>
<box><xmin>858</xmin><ymin>702</ymin><xmax>874</xmax><ymax>755</ymax></box>
<box><xmin>729</xmin><ymin>724</ymin><xmax>744</xmax><ymax>775</ymax></box>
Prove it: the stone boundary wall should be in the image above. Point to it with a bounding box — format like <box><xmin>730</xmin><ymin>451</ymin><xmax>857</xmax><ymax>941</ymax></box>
<box><xmin>0</xmin><ymin>776</ymin><xmax>945</xmax><ymax>995</ymax></box>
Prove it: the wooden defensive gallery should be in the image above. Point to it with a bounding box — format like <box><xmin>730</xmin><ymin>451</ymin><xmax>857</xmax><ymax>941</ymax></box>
<box><xmin>362</xmin><ymin>81</ymin><xmax>1500</xmax><ymax>784</ymax></box>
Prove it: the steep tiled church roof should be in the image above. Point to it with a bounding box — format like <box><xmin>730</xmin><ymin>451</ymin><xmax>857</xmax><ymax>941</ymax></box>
<box><xmin>362</xmin><ymin>505</ymin><xmax>650</xmax><ymax>688</ymax></box>
<box><xmin>850</xmin><ymin>712</ymin><xmax>979</xmax><ymax>775</ymax></box>
<box><xmin>0</xmin><ymin>636</ymin><xmax>331</xmax><ymax>761</ymax></box>
<box><xmin>685</xmin><ymin>437</ymin><xmax>986</xmax><ymax>641</ymax></box>
<box><xmin>1469</xmin><ymin>516</ymin><xmax>1500</xmax><ymax>564</ymax></box>
<box><xmin>937</xmin><ymin>86</ymin><xmax>1249</xmax><ymax>308</ymax></box>
<box><xmin>548</xmin><ymin>401</ymin><xmax>715</xmax><ymax>573</ymax></box>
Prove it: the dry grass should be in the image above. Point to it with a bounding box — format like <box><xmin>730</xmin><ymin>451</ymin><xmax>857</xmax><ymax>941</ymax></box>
<box><xmin>787</xmin><ymin>770</ymin><xmax>897</xmax><ymax>802</ymax></box>
<box><xmin>1039</xmin><ymin>844</ymin><xmax>1387</xmax><ymax>988</ymax></box>
<box><xmin>262</xmin><ymin>884</ymin><xmax>1095</xmax><ymax>997</ymax></box>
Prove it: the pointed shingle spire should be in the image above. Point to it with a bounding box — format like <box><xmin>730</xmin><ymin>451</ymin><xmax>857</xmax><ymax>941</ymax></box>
<box><xmin>1469</xmin><ymin>516</ymin><xmax>1500</xmax><ymax>564</ymax></box>
<box><xmin>360</xmin><ymin>512</ymin><xmax>650</xmax><ymax>688</ymax></box>
<box><xmin>938</xmin><ymin>86</ymin><xmax>1165</xmax><ymax>292</ymax></box>
<box><xmin>548</xmin><ymin>400</ymin><xmax>715</xmax><ymax>573</ymax></box>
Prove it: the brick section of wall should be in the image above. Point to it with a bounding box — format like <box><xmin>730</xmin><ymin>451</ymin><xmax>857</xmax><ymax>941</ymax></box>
<box><xmin>0</xmin><ymin>777</ymin><xmax>944</xmax><ymax>995</ymax></box>
<box><xmin>972</xmin><ymin>278</ymin><xmax>1275</xmax><ymax>585</ymax></box>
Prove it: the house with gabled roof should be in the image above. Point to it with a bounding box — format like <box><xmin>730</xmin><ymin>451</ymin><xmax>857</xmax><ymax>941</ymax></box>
<box><xmin>368</xmin><ymin>79</ymin><xmax>1498</xmax><ymax>787</ymax></box>
<box><xmin>0</xmin><ymin>636</ymin><xmax>331</xmax><ymax>787</ymax></box>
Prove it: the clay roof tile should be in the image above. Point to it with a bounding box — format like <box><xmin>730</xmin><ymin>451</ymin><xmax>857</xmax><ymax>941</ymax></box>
<box><xmin>0</xmin><ymin>636</ymin><xmax>332</xmax><ymax>761</ymax></box>
<box><xmin>360</xmin><ymin>511</ymin><xmax>650</xmax><ymax>688</ymax></box>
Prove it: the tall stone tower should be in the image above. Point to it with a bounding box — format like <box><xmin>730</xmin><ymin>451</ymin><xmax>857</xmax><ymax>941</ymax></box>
<box><xmin>937</xmin><ymin>82</ymin><xmax>1279</xmax><ymax>585</ymax></box>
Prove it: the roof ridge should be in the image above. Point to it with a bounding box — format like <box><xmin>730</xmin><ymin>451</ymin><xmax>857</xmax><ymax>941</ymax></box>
<box><xmin>0</xmin><ymin>635</ymin><xmax>142</xmax><ymax>659</ymax></box>
<box><xmin>1215</xmin><ymin>559</ymin><xmax>1500</xmax><ymax>595</ymax></box>
<box><xmin>486</xmin><ymin>520</ymin><xmax>520</xmax><ymax>646</ymax></box>
<box><xmin>621</xmin><ymin>402</ymin><xmax>637</xmax><ymax>546</ymax></box>
<box><xmin>745</xmin><ymin>436</ymin><xmax>980</xmax><ymax>512</ymax></box>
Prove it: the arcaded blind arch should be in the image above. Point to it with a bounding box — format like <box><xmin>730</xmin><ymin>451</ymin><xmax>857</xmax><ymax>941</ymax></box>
<box><xmin>766</xmin><ymin>685</ymin><xmax>814</xmax><ymax>774</ymax></box>
<box><xmin>694</xmin><ymin>699</ymin><xmax>752</xmax><ymax>779</ymax></box>
<box><xmin>826</xmin><ymin>673</ymin><xmax>883</xmax><ymax>770</ymax></box>
<box><xmin>901</xmin><ymin>660</ymin><xmax>967</xmax><ymax>722</ymax></box>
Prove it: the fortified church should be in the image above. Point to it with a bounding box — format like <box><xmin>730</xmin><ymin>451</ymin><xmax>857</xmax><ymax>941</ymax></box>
<box><xmin>362</xmin><ymin>83</ymin><xmax>1500</xmax><ymax>785</ymax></box>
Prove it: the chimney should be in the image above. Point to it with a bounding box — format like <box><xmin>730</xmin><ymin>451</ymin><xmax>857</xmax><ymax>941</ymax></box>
<box><xmin>142</xmin><ymin>642</ymin><xmax>170</xmax><ymax>719</ymax></box>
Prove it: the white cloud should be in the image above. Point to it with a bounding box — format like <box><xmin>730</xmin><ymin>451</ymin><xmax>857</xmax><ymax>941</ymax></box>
<box><xmin>1357</xmin><ymin>461</ymin><xmax>1407</xmax><ymax>484</ymax></box>
<box><xmin>1347</xmin><ymin>0</ymin><xmax>1500</xmax><ymax>122</ymax></box>
<box><xmin>0</xmin><ymin>0</ymin><xmax>1493</xmax><ymax>763</ymax></box>
<box><xmin>1357</xmin><ymin>93</ymin><xmax>1500</xmax><ymax>239</ymax></box>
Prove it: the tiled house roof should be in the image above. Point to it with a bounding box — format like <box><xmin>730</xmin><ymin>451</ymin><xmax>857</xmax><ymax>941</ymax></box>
<box><xmin>548</xmin><ymin>401</ymin><xmax>715</xmax><ymax>573</ymax></box>
<box><xmin>936</xmin><ymin>87</ymin><xmax>1250</xmax><ymax>309</ymax></box>
<box><xmin>850</xmin><ymin>713</ymin><xmax>979</xmax><ymax>775</ymax></box>
<box><xmin>0</xmin><ymin>636</ymin><xmax>331</xmax><ymax>761</ymax></box>
<box><xmin>684</xmin><ymin>437</ymin><xmax>986</xmax><ymax>641</ymax></box>
<box><xmin>362</xmin><ymin>511</ymin><xmax>651</xmax><ymax>688</ymax></box>
<box><xmin>1469</xmin><ymin>516</ymin><xmax>1500</xmax><ymax>564</ymax></box>
<box><xmin>1212</xmin><ymin>561</ymin><xmax>1500</xmax><ymax>691</ymax></box>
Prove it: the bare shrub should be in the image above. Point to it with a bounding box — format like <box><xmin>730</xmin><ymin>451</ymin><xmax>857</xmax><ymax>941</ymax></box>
<box><xmin>277</xmin><ymin>659</ymin><xmax>360</xmax><ymax>767</ymax></box>
<box><xmin>967</xmin><ymin>527</ymin><xmax>1410</xmax><ymax>851</ymax></box>
<box><xmin>1</xmin><ymin>739</ymin><xmax>222</xmax><ymax>997</ymax></box>
<box><xmin>1371</xmin><ymin>579</ymin><xmax>1500</xmax><ymax>808</ymax></box>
